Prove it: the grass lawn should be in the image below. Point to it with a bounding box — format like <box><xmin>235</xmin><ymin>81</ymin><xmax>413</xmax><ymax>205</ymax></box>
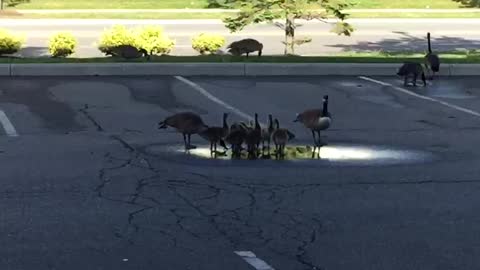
<box><xmin>3</xmin><ymin>11</ymin><xmax>480</xmax><ymax>19</ymax></box>
<box><xmin>6</xmin><ymin>0</ymin><xmax>467</xmax><ymax>9</ymax></box>
<box><xmin>3</xmin><ymin>12</ymin><xmax>230</xmax><ymax>19</ymax></box>
<box><xmin>1</xmin><ymin>51</ymin><xmax>480</xmax><ymax>64</ymax></box>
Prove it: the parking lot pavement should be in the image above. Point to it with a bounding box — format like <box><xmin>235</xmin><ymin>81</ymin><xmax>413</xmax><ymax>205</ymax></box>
<box><xmin>2</xmin><ymin>75</ymin><xmax>480</xmax><ymax>270</ymax></box>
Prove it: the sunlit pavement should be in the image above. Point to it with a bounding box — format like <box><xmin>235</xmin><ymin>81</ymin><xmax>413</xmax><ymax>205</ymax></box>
<box><xmin>1</xmin><ymin>75</ymin><xmax>480</xmax><ymax>269</ymax></box>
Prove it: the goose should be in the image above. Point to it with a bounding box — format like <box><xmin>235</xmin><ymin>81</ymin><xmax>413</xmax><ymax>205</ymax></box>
<box><xmin>105</xmin><ymin>45</ymin><xmax>150</xmax><ymax>60</ymax></box>
<box><xmin>225</xmin><ymin>120</ymin><xmax>251</xmax><ymax>155</ymax></box>
<box><xmin>158</xmin><ymin>112</ymin><xmax>208</xmax><ymax>151</ymax></box>
<box><xmin>261</xmin><ymin>114</ymin><xmax>275</xmax><ymax>155</ymax></box>
<box><xmin>198</xmin><ymin>113</ymin><xmax>229</xmax><ymax>155</ymax></box>
<box><xmin>245</xmin><ymin>113</ymin><xmax>262</xmax><ymax>159</ymax></box>
<box><xmin>294</xmin><ymin>95</ymin><xmax>331</xmax><ymax>149</ymax></box>
<box><xmin>424</xmin><ymin>32</ymin><xmax>440</xmax><ymax>80</ymax></box>
<box><xmin>225</xmin><ymin>128</ymin><xmax>247</xmax><ymax>158</ymax></box>
<box><xmin>272</xmin><ymin>119</ymin><xmax>295</xmax><ymax>158</ymax></box>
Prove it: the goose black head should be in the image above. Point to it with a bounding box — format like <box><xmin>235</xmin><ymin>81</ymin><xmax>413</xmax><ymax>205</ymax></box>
<box><xmin>274</xmin><ymin>119</ymin><xmax>280</xmax><ymax>129</ymax></box>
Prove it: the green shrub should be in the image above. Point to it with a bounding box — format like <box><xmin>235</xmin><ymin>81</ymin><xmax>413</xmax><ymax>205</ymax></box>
<box><xmin>97</xmin><ymin>25</ymin><xmax>138</xmax><ymax>54</ymax></box>
<box><xmin>191</xmin><ymin>33</ymin><xmax>226</xmax><ymax>55</ymax></box>
<box><xmin>134</xmin><ymin>25</ymin><xmax>175</xmax><ymax>56</ymax></box>
<box><xmin>0</xmin><ymin>28</ymin><xmax>24</xmax><ymax>56</ymax></box>
<box><xmin>48</xmin><ymin>32</ymin><xmax>77</xmax><ymax>57</ymax></box>
<box><xmin>97</xmin><ymin>25</ymin><xmax>175</xmax><ymax>56</ymax></box>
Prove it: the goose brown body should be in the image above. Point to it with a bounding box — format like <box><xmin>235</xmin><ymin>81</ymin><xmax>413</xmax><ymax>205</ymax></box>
<box><xmin>294</xmin><ymin>95</ymin><xmax>332</xmax><ymax>148</ymax></box>
<box><xmin>227</xmin><ymin>38</ymin><xmax>263</xmax><ymax>57</ymax></box>
<box><xmin>261</xmin><ymin>114</ymin><xmax>275</xmax><ymax>154</ymax></box>
<box><xmin>272</xmin><ymin>119</ymin><xmax>295</xmax><ymax>157</ymax></box>
<box><xmin>105</xmin><ymin>45</ymin><xmax>150</xmax><ymax>60</ymax></box>
<box><xmin>199</xmin><ymin>113</ymin><xmax>229</xmax><ymax>154</ymax></box>
<box><xmin>158</xmin><ymin>112</ymin><xmax>208</xmax><ymax>150</ymax></box>
<box><xmin>245</xmin><ymin>113</ymin><xmax>262</xmax><ymax>158</ymax></box>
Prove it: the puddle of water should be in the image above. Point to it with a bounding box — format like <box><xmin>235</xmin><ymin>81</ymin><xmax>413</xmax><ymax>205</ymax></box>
<box><xmin>144</xmin><ymin>143</ymin><xmax>434</xmax><ymax>167</ymax></box>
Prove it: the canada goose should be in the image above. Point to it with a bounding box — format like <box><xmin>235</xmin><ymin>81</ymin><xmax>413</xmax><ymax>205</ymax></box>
<box><xmin>272</xmin><ymin>119</ymin><xmax>295</xmax><ymax>158</ymax></box>
<box><xmin>105</xmin><ymin>45</ymin><xmax>150</xmax><ymax>60</ymax></box>
<box><xmin>198</xmin><ymin>113</ymin><xmax>229</xmax><ymax>155</ymax></box>
<box><xmin>158</xmin><ymin>112</ymin><xmax>208</xmax><ymax>150</ymax></box>
<box><xmin>294</xmin><ymin>95</ymin><xmax>332</xmax><ymax>149</ymax></box>
<box><xmin>225</xmin><ymin>128</ymin><xmax>247</xmax><ymax>158</ymax></box>
<box><xmin>424</xmin><ymin>32</ymin><xmax>440</xmax><ymax>80</ymax></box>
<box><xmin>245</xmin><ymin>113</ymin><xmax>262</xmax><ymax>159</ymax></box>
<box><xmin>226</xmin><ymin>120</ymin><xmax>250</xmax><ymax>155</ymax></box>
<box><xmin>227</xmin><ymin>38</ymin><xmax>263</xmax><ymax>58</ymax></box>
<box><xmin>260</xmin><ymin>114</ymin><xmax>275</xmax><ymax>155</ymax></box>
<box><xmin>397</xmin><ymin>62</ymin><xmax>427</xmax><ymax>87</ymax></box>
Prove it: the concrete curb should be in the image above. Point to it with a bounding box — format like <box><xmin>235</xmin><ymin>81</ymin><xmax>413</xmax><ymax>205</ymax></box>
<box><xmin>0</xmin><ymin>63</ymin><xmax>476</xmax><ymax>76</ymax></box>
<box><xmin>7</xmin><ymin>63</ymin><xmax>246</xmax><ymax>76</ymax></box>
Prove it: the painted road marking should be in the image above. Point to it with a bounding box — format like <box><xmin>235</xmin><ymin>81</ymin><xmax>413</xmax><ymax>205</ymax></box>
<box><xmin>235</xmin><ymin>251</ymin><xmax>275</xmax><ymax>270</ymax></box>
<box><xmin>174</xmin><ymin>76</ymin><xmax>267</xmax><ymax>126</ymax></box>
<box><xmin>0</xmin><ymin>110</ymin><xmax>18</xmax><ymax>137</ymax></box>
<box><xmin>359</xmin><ymin>76</ymin><xmax>480</xmax><ymax>118</ymax></box>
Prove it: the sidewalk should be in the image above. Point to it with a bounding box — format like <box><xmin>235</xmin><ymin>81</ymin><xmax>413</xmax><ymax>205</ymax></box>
<box><xmin>14</xmin><ymin>8</ymin><xmax>480</xmax><ymax>14</ymax></box>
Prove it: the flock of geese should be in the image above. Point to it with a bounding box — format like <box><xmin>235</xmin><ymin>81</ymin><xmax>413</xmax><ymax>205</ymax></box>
<box><xmin>158</xmin><ymin>95</ymin><xmax>332</xmax><ymax>159</ymax></box>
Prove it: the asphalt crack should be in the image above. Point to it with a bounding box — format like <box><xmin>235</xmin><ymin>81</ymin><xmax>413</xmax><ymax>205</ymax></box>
<box><xmin>78</xmin><ymin>104</ymin><xmax>104</xmax><ymax>132</ymax></box>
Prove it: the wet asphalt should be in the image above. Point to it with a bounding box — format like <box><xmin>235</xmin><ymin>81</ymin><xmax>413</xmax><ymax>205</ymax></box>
<box><xmin>1</xmin><ymin>75</ymin><xmax>480</xmax><ymax>270</ymax></box>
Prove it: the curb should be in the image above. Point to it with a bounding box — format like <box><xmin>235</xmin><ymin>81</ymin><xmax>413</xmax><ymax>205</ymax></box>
<box><xmin>0</xmin><ymin>63</ymin><xmax>475</xmax><ymax>76</ymax></box>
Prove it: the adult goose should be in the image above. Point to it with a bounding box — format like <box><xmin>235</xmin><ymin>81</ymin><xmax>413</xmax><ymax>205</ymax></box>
<box><xmin>294</xmin><ymin>95</ymin><xmax>332</xmax><ymax>150</ymax></box>
<box><xmin>158</xmin><ymin>112</ymin><xmax>208</xmax><ymax>151</ymax></box>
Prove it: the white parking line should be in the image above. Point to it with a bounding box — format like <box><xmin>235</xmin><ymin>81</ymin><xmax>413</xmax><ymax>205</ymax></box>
<box><xmin>235</xmin><ymin>251</ymin><xmax>275</xmax><ymax>270</ymax></box>
<box><xmin>174</xmin><ymin>76</ymin><xmax>266</xmax><ymax>126</ymax></box>
<box><xmin>359</xmin><ymin>76</ymin><xmax>480</xmax><ymax>118</ymax></box>
<box><xmin>0</xmin><ymin>110</ymin><xmax>18</xmax><ymax>137</ymax></box>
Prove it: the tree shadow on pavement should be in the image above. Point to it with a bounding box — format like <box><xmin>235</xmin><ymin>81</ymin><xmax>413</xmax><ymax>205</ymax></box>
<box><xmin>16</xmin><ymin>46</ymin><xmax>50</xmax><ymax>58</ymax></box>
<box><xmin>329</xmin><ymin>32</ymin><xmax>480</xmax><ymax>53</ymax></box>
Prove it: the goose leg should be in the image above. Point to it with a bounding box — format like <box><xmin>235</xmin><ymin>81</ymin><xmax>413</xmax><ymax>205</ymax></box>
<box><xmin>267</xmin><ymin>138</ymin><xmax>271</xmax><ymax>155</ymax></box>
<box><xmin>311</xmin><ymin>130</ymin><xmax>318</xmax><ymax>151</ymax></box>
<box><xmin>183</xmin><ymin>133</ymin><xmax>188</xmax><ymax>151</ymax></box>
<box><xmin>186</xmin><ymin>134</ymin><xmax>196</xmax><ymax>149</ymax></box>
<box><xmin>316</xmin><ymin>130</ymin><xmax>324</xmax><ymax>146</ymax></box>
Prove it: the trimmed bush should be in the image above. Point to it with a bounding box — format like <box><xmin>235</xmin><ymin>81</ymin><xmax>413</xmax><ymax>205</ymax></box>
<box><xmin>192</xmin><ymin>33</ymin><xmax>226</xmax><ymax>55</ymax></box>
<box><xmin>97</xmin><ymin>25</ymin><xmax>175</xmax><ymax>56</ymax></box>
<box><xmin>97</xmin><ymin>25</ymin><xmax>138</xmax><ymax>54</ymax></box>
<box><xmin>48</xmin><ymin>32</ymin><xmax>77</xmax><ymax>57</ymax></box>
<box><xmin>134</xmin><ymin>25</ymin><xmax>175</xmax><ymax>56</ymax></box>
<box><xmin>0</xmin><ymin>28</ymin><xmax>24</xmax><ymax>56</ymax></box>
